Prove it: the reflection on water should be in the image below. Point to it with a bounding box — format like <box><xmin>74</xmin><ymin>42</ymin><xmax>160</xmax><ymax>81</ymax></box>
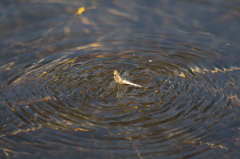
<box><xmin>0</xmin><ymin>0</ymin><xmax>240</xmax><ymax>158</ymax></box>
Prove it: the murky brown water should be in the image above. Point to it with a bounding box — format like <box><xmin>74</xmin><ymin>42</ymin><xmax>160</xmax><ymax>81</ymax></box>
<box><xmin>0</xmin><ymin>0</ymin><xmax>240</xmax><ymax>158</ymax></box>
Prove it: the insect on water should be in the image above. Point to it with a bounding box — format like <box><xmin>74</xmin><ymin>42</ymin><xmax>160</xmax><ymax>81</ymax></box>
<box><xmin>101</xmin><ymin>70</ymin><xmax>142</xmax><ymax>98</ymax></box>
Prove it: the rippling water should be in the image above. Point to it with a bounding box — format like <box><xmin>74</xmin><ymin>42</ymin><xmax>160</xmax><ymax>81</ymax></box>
<box><xmin>0</xmin><ymin>0</ymin><xmax>240</xmax><ymax>158</ymax></box>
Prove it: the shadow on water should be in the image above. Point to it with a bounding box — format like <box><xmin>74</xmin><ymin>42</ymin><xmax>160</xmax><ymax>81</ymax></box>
<box><xmin>0</xmin><ymin>0</ymin><xmax>240</xmax><ymax>158</ymax></box>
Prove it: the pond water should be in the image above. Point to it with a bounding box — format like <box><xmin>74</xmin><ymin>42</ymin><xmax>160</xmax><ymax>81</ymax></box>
<box><xmin>0</xmin><ymin>0</ymin><xmax>240</xmax><ymax>158</ymax></box>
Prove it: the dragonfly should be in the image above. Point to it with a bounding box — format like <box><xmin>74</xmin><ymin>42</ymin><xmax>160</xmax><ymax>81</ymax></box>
<box><xmin>101</xmin><ymin>70</ymin><xmax>142</xmax><ymax>98</ymax></box>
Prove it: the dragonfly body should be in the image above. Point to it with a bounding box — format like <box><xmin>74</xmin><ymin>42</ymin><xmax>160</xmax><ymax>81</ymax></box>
<box><xmin>121</xmin><ymin>79</ymin><xmax>142</xmax><ymax>87</ymax></box>
<box><xmin>113</xmin><ymin>70</ymin><xmax>142</xmax><ymax>87</ymax></box>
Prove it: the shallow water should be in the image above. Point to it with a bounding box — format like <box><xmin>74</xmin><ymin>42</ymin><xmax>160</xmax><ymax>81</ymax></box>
<box><xmin>0</xmin><ymin>0</ymin><xmax>240</xmax><ymax>158</ymax></box>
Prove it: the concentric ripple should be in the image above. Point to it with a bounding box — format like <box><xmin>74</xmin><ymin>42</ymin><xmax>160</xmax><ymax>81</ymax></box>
<box><xmin>0</xmin><ymin>38</ymin><xmax>239</xmax><ymax>158</ymax></box>
<box><xmin>0</xmin><ymin>0</ymin><xmax>239</xmax><ymax>158</ymax></box>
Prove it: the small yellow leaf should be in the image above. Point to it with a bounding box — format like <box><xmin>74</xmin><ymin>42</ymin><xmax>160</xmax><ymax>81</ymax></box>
<box><xmin>76</xmin><ymin>7</ymin><xmax>87</xmax><ymax>15</ymax></box>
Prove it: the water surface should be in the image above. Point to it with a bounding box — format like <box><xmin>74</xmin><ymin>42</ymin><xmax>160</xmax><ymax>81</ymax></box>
<box><xmin>0</xmin><ymin>0</ymin><xmax>240</xmax><ymax>158</ymax></box>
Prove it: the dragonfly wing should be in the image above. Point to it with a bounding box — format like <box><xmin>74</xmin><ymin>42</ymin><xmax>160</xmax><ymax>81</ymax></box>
<box><xmin>101</xmin><ymin>81</ymin><xmax>117</xmax><ymax>97</ymax></box>
<box><xmin>116</xmin><ymin>84</ymin><xmax>128</xmax><ymax>98</ymax></box>
<box><xmin>122</xmin><ymin>70</ymin><xmax>131</xmax><ymax>79</ymax></box>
